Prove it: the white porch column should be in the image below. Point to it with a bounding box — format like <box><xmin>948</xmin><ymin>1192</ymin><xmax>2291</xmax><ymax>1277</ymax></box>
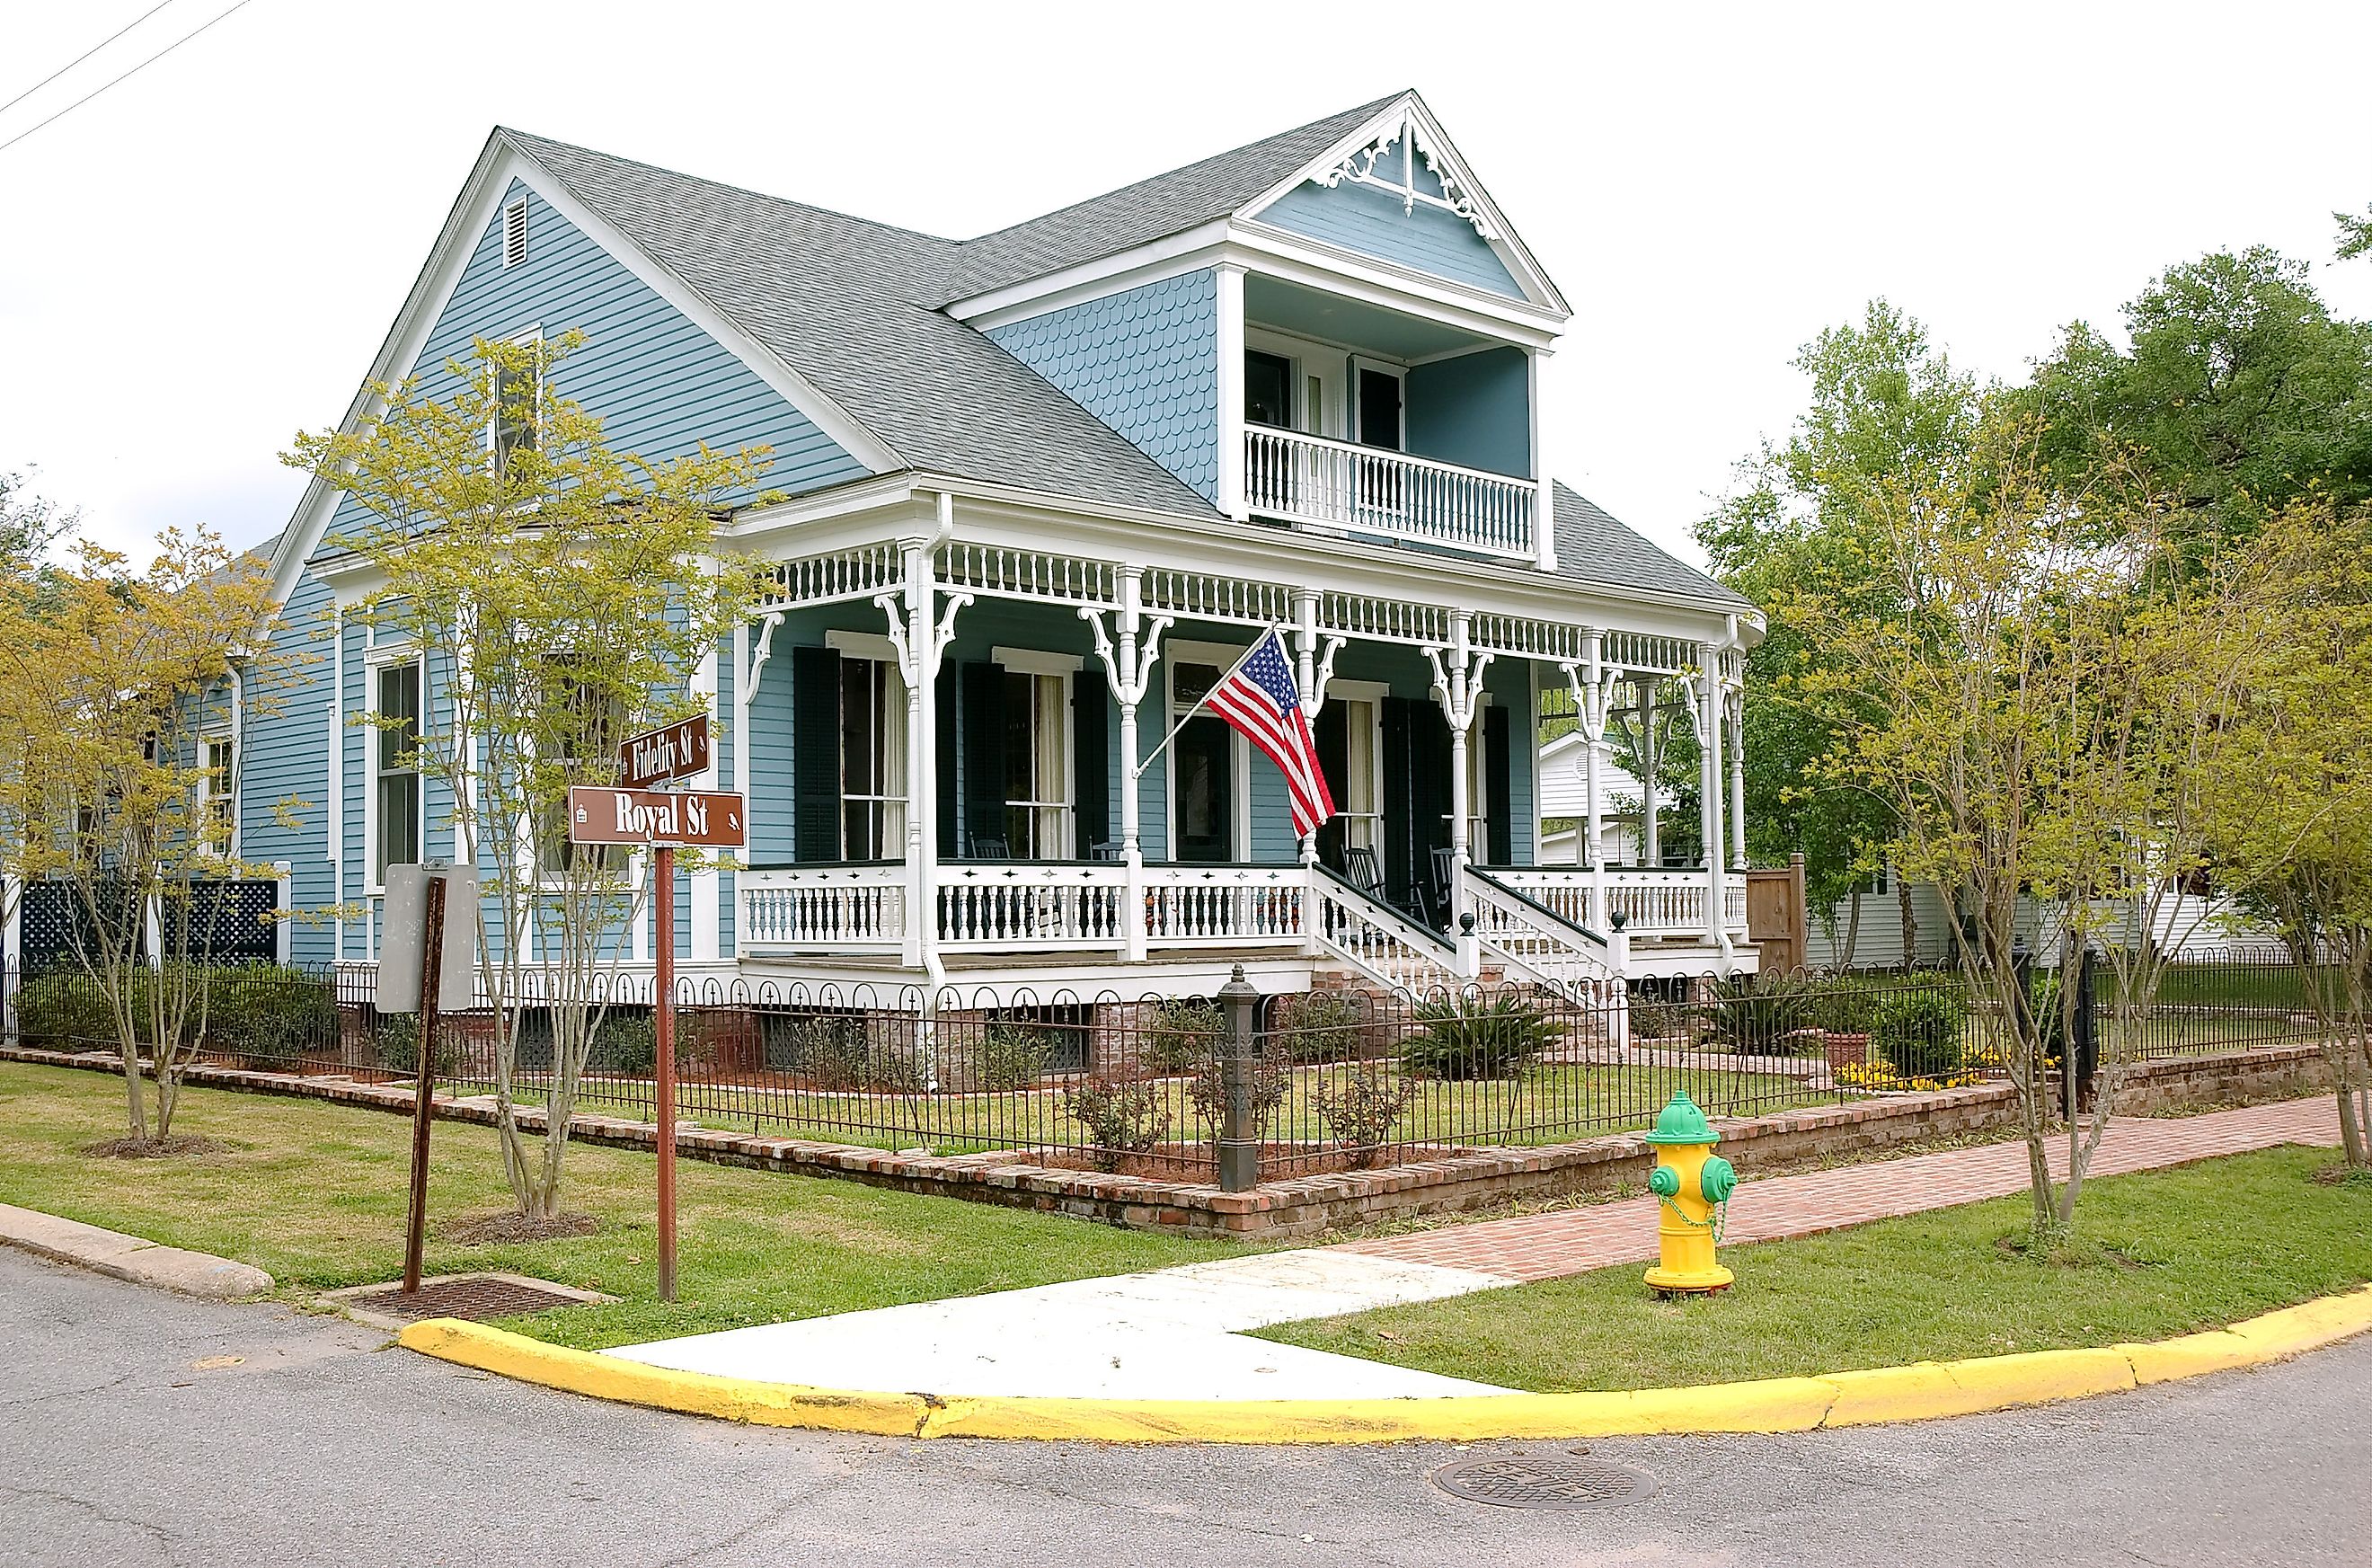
<box><xmin>1696</xmin><ymin>642</ymin><xmax>1730</xmax><ymax>961</ymax></box>
<box><xmin>1082</xmin><ymin>569</ymin><xmax>1169</xmax><ymax>963</ymax></box>
<box><xmin>1726</xmin><ymin>687</ymin><xmax>1748</xmax><ymax>872</ymax></box>
<box><xmin>1528</xmin><ymin>348</ymin><xmax>1556</xmax><ymax>571</ymax></box>
<box><xmin>1638</xmin><ymin>678</ymin><xmax>1660</xmax><ymax>870</ymax></box>
<box><xmin>881</xmin><ymin>515</ymin><xmax>969</xmax><ymax>976</ymax></box>
<box><xmin>1563</xmin><ymin>633</ymin><xmax>1617</xmax><ymax>932</ymax></box>
<box><xmin>1425</xmin><ymin>613</ymin><xmax>1492</xmax><ymax>957</ymax></box>
<box><xmin>1216</xmin><ymin>264</ymin><xmax>1248</xmax><ymax>522</ymax></box>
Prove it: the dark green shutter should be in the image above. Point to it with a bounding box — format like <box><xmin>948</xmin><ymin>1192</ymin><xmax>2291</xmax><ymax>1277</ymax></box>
<box><xmin>1484</xmin><ymin>704</ymin><xmax>1513</xmax><ymax>866</ymax></box>
<box><xmin>1406</xmin><ymin>700</ymin><xmax>1452</xmax><ymax>917</ymax></box>
<box><xmin>1314</xmin><ymin>703</ymin><xmax>1347</xmax><ymax>873</ymax></box>
<box><xmin>934</xmin><ymin>671</ymin><xmax>959</xmax><ymax>856</ymax></box>
<box><xmin>960</xmin><ymin>661</ymin><xmax>1005</xmax><ymax>855</ymax></box>
<box><xmin>791</xmin><ymin>645</ymin><xmax>842</xmax><ymax>863</ymax></box>
<box><xmin>1381</xmin><ymin>697</ymin><xmax>1412</xmax><ymax>909</ymax></box>
<box><xmin>1073</xmin><ymin>680</ymin><xmax>1109</xmax><ymax>856</ymax></box>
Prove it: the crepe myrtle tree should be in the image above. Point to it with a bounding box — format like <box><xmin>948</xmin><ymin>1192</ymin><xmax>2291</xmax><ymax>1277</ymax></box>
<box><xmin>1778</xmin><ymin>404</ymin><xmax>2289</xmax><ymax>1241</ymax></box>
<box><xmin>287</xmin><ymin>333</ymin><xmax>773</xmax><ymax>1220</ymax></box>
<box><xmin>2208</xmin><ymin>501</ymin><xmax>2372</xmax><ymax>1168</ymax></box>
<box><xmin>0</xmin><ymin>526</ymin><xmax>304</xmax><ymax>1146</ymax></box>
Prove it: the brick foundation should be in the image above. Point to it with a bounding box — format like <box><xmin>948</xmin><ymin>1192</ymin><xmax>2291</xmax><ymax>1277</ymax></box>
<box><xmin>0</xmin><ymin>1041</ymin><xmax>2333</xmax><ymax>1240</ymax></box>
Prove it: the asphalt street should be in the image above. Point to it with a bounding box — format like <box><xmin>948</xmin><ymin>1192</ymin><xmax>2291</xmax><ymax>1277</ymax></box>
<box><xmin>2</xmin><ymin>1247</ymin><xmax>2366</xmax><ymax>1568</ymax></box>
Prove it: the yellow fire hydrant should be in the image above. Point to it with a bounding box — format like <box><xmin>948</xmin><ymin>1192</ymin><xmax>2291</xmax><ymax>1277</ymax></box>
<box><xmin>1642</xmin><ymin>1091</ymin><xmax>1737</xmax><ymax>1296</ymax></box>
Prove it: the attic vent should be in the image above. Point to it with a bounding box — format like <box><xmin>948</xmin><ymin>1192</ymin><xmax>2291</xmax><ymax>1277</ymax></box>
<box><xmin>502</xmin><ymin>198</ymin><xmax>529</xmax><ymax>268</ymax></box>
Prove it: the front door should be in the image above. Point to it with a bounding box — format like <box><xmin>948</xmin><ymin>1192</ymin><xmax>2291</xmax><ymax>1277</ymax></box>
<box><xmin>1173</xmin><ymin>714</ymin><xmax>1235</xmax><ymax>863</ymax></box>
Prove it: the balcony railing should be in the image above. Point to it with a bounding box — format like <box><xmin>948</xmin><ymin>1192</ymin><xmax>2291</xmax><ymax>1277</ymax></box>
<box><xmin>1244</xmin><ymin>427</ymin><xmax>1536</xmax><ymax>560</ymax></box>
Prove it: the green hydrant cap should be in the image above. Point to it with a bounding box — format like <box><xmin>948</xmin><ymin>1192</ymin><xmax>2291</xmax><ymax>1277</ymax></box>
<box><xmin>1643</xmin><ymin>1091</ymin><xmax>1720</xmax><ymax>1146</ymax></box>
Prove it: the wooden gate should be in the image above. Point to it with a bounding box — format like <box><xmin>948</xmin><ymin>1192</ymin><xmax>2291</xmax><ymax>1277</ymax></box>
<box><xmin>1744</xmin><ymin>855</ymin><xmax>1808</xmax><ymax>974</ymax></box>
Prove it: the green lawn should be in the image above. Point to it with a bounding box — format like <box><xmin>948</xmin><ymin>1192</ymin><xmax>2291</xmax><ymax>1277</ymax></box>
<box><xmin>0</xmin><ymin>1062</ymin><xmax>1251</xmax><ymax>1350</ymax></box>
<box><xmin>501</xmin><ymin>1060</ymin><xmax>1829</xmax><ymax>1156</ymax></box>
<box><xmin>1256</xmin><ymin>1147</ymin><xmax>2371</xmax><ymax>1392</ymax></box>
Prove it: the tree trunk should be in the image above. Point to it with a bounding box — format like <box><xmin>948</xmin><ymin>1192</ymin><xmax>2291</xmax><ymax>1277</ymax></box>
<box><xmin>1897</xmin><ymin>876</ymin><xmax>1918</xmax><ymax>970</ymax></box>
<box><xmin>1841</xmin><ymin>890</ymin><xmax>1864</xmax><ymax>970</ymax></box>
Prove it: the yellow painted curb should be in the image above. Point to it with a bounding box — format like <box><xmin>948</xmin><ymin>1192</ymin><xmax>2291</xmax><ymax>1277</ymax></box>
<box><xmin>397</xmin><ymin>1283</ymin><xmax>2372</xmax><ymax>1446</ymax></box>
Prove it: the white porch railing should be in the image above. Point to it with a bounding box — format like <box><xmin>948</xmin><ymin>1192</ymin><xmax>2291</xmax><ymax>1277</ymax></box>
<box><xmin>1244</xmin><ymin>427</ymin><xmax>1536</xmax><ymax>560</ymax></box>
<box><xmin>1458</xmin><ymin>865</ymin><xmax>1619</xmax><ymax>992</ymax></box>
<box><xmin>1143</xmin><ymin>864</ymin><xmax>1307</xmax><ymax>947</ymax></box>
<box><xmin>739</xmin><ymin>863</ymin><xmax>907</xmax><ymax>951</ymax></box>
<box><xmin>1311</xmin><ymin>869</ymin><xmax>1463</xmax><ymax>993</ymax></box>
<box><xmin>1486</xmin><ymin>867</ymin><xmax>1751</xmax><ymax>942</ymax></box>
<box><xmin>934</xmin><ymin>861</ymin><xmax>1127</xmax><ymax>950</ymax></box>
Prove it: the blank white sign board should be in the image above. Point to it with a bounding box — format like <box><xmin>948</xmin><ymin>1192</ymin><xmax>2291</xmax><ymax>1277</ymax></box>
<box><xmin>377</xmin><ymin>864</ymin><xmax>482</xmax><ymax>1015</ymax></box>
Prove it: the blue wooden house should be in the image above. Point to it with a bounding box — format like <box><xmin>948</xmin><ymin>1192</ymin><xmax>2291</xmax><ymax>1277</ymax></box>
<box><xmin>228</xmin><ymin>91</ymin><xmax>1760</xmax><ymax>1001</ymax></box>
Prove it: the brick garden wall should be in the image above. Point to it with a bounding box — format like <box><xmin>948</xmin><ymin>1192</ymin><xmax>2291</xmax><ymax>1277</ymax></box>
<box><xmin>0</xmin><ymin>1041</ymin><xmax>2334</xmax><ymax>1240</ymax></box>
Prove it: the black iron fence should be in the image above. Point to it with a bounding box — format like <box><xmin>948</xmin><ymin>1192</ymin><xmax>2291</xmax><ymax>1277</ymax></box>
<box><xmin>0</xmin><ymin>948</ymin><xmax>2336</xmax><ymax>1185</ymax></box>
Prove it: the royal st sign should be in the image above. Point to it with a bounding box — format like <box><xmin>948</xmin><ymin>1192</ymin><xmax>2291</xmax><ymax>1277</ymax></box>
<box><xmin>567</xmin><ymin>786</ymin><xmax>747</xmax><ymax>848</ymax></box>
<box><xmin>617</xmin><ymin>714</ymin><xmax>712</xmax><ymax>790</ymax></box>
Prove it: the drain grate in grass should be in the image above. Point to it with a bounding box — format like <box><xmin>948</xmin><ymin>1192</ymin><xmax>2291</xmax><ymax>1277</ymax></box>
<box><xmin>328</xmin><ymin>1272</ymin><xmax>609</xmax><ymax>1324</ymax></box>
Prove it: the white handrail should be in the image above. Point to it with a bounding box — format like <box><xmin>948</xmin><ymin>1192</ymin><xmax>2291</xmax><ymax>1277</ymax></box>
<box><xmin>1244</xmin><ymin>427</ymin><xmax>1536</xmax><ymax>560</ymax></box>
<box><xmin>1459</xmin><ymin>864</ymin><xmax>1620</xmax><ymax>991</ymax></box>
<box><xmin>1488</xmin><ymin>867</ymin><xmax>1750</xmax><ymax>940</ymax></box>
<box><xmin>1311</xmin><ymin>870</ymin><xmax>1463</xmax><ymax>993</ymax></box>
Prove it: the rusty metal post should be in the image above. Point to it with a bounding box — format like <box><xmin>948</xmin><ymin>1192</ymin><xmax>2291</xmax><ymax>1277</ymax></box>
<box><xmin>1217</xmin><ymin>964</ymin><xmax>1261</xmax><ymax>1192</ymax></box>
<box><xmin>401</xmin><ymin>873</ymin><xmax>447</xmax><ymax>1297</ymax></box>
<box><xmin>654</xmin><ymin>844</ymin><xmax>677</xmax><ymax>1303</ymax></box>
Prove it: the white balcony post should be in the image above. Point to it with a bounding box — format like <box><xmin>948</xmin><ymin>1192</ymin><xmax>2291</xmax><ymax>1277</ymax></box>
<box><xmin>1638</xmin><ymin>677</ymin><xmax>1660</xmax><ymax>870</ymax></box>
<box><xmin>1217</xmin><ymin>264</ymin><xmax>1248</xmax><ymax>522</ymax></box>
<box><xmin>898</xmin><ymin>537</ymin><xmax>932</xmax><ymax>970</ymax></box>
<box><xmin>1528</xmin><ymin>348</ymin><xmax>1556</xmax><ymax>571</ymax></box>
<box><xmin>1083</xmin><ymin>570</ymin><xmax>1168</xmax><ymax>963</ymax></box>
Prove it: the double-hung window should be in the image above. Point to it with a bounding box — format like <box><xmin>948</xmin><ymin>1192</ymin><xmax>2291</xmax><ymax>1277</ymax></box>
<box><xmin>199</xmin><ymin>737</ymin><xmax>235</xmax><ymax>855</ymax></box>
<box><xmin>491</xmin><ymin>333</ymin><xmax>543</xmax><ymax>473</ymax></box>
<box><xmin>374</xmin><ymin>660</ymin><xmax>421</xmax><ymax>883</ymax></box>
<box><xmin>839</xmin><ymin>656</ymin><xmax>907</xmax><ymax>859</ymax></box>
<box><xmin>1000</xmin><ymin>669</ymin><xmax>1070</xmax><ymax>859</ymax></box>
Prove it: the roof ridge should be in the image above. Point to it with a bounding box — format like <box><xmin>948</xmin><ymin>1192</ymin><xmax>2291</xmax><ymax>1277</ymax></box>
<box><xmin>953</xmin><ymin>90</ymin><xmax>1407</xmax><ymax>250</ymax></box>
<box><xmin>497</xmin><ymin>126</ymin><xmax>962</xmax><ymax>250</ymax></box>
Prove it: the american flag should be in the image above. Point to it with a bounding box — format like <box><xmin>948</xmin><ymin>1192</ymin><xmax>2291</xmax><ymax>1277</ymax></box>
<box><xmin>1202</xmin><ymin>628</ymin><xmax>1336</xmax><ymax>838</ymax></box>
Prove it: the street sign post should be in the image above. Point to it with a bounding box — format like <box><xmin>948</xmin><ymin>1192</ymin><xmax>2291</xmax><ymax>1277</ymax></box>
<box><xmin>617</xmin><ymin>714</ymin><xmax>711</xmax><ymax>790</ymax></box>
<box><xmin>381</xmin><ymin>863</ymin><xmax>481</xmax><ymax>1296</ymax></box>
<box><xmin>571</xmin><ymin>730</ymin><xmax>744</xmax><ymax>1304</ymax></box>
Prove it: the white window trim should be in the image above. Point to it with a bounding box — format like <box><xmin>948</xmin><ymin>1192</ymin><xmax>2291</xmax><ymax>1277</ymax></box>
<box><xmin>991</xmin><ymin>646</ymin><xmax>1083</xmax><ymax>678</ymax></box>
<box><xmin>832</xmin><ymin>644</ymin><xmax>909</xmax><ymax>862</ymax></box>
<box><xmin>488</xmin><ymin>325</ymin><xmax>545</xmax><ymax>466</ymax></box>
<box><xmin>990</xmin><ymin>662</ymin><xmax>1075</xmax><ymax>859</ymax></box>
<box><xmin>1323</xmin><ymin>680</ymin><xmax>1387</xmax><ymax>855</ymax></box>
<box><xmin>365</xmin><ymin>649</ymin><xmax>425</xmax><ymax>896</ymax></box>
<box><xmin>1246</xmin><ymin>325</ymin><xmax>1349</xmax><ymax>439</ymax></box>
<box><xmin>196</xmin><ymin>731</ymin><xmax>237</xmax><ymax>860</ymax></box>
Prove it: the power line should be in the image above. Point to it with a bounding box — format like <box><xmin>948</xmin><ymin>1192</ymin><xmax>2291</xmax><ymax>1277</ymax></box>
<box><xmin>0</xmin><ymin>2</ymin><xmax>186</xmax><ymax>119</ymax></box>
<box><xmin>0</xmin><ymin>0</ymin><xmax>256</xmax><ymax>157</ymax></box>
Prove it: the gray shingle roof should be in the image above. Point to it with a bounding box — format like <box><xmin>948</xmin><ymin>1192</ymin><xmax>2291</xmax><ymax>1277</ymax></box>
<box><xmin>506</xmin><ymin>131</ymin><xmax>1219</xmax><ymax>518</ymax></box>
<box><xmin>939</xmin><ymin>93</ymin><xmax>1404</xmax><ymax>303</ymax></box>
<box><xmin>1552</xmin><ymin>483</ymin><xmax>1751</xmax><ymax>610</ymax></box>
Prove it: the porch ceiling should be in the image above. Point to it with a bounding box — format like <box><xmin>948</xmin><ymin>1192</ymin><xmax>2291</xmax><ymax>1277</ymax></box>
<box><xmin>1246</xmin><ymin>274</ymin><xmax>1490</xmax><ymax>359</ymax></box>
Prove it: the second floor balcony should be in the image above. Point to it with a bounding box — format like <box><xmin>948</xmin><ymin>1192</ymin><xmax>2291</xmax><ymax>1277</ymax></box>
<box><xmin>1239</xmin><ymin>272</ymin><xmax>1544</xmax><ymax>565</ymax></box>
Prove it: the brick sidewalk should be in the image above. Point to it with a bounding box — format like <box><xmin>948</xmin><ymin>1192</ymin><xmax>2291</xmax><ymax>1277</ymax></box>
<box><xmin>1336</xmin><ymin>1097</ymin><xmax>2344</xmax><ymax>1283</ymax></box>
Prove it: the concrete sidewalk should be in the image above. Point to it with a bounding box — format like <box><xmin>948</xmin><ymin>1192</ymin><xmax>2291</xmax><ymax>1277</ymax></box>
<box><xmin>613</xmin><ymin>1097</ymin><xmax>2344</xmax><ymax>1401</ymax></box>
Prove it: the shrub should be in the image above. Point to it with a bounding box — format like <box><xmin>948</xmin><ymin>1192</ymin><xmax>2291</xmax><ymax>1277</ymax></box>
<box><xmin>1627</xmin><ymin>993</ymin><xmax>1701</xmax><ymax>1043</ymax></box>
<box><xmin>1142</xmin><ymin>997</ymin><xmax>1223</xmax><ymax>1075</ymax></box>
<box><xmin>197</xmin><ymin>966</ymin><xmax>337</xmax><ymax>1066</ymax></box>
<box><xmin>973</xmin><ymin>1023</ymin><xmax>1057</xmax><ymax>1091</ymax></box>
<box><xmin>1872</xmin><ymin>987</ymin><xmax>1969</xmax><ymax>1079</ymax></box>
<box><xmin>15</xmin><ymin>971</ymin><xmax>124</xmax><ymax>1048</ymax></box>
<box><xmin>1269</xmin><ymin>990</ymin><xmax>1366</xmax><ymax>1063</ymax></box>
<box><xmin>1313</xmin><ymin>1065</ymin><xmax>1420</xmax><ymax>1165</ymax></box>
<box><xmin>1187</xmin><ymin>1053</ymin><xmax>1291</xmax><ymax>1138</ymax></box>
<box><xmin>586</xmin><ymin>1013</ymin><xmax>658</xmax><ymax>1076</ymax></box>
<box><xmin>1399</xmin><ymin>992</ymin><xmax>1564</xmax><ymax>1081</ymax></box>
<box><xmin>373</xmin><ymin>1014</ymin><xmax>461</xmax><ymax>1077</ymax></box>
<box><xmin>1060</xmin><ymin>1075</ymin><xmax>1172</xmax><ymax>1171</ymax></box>
<box><xmin>762</xmin><ymin>1013</ymin><xmax>917</xmax><ymax>1092</ymax></box>
<box><xmin>1805</xmin><ymin>976</ymin><xmax>1883</xmax><ymax>1036</ymax></box>
<box><xmin>1704</xmin><ymin>974</ymin><xmax>1816</xmax><ymax>1053</ymax></box>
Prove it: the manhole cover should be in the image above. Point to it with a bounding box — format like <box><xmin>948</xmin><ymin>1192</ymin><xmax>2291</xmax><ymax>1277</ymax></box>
<box><xmin>1430</xmin><ymin>1456</ymin><xmax>1658</xmax><ymax>1510</ymax></box>
<box><xmin>341</xmin><ymin>1274</ymin><xmax>594</xmax><ymax>1323</ymax></box>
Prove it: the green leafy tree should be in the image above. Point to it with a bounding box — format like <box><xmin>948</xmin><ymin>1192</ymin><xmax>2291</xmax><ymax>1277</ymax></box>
<box><xmin>2337</xmin><ymin>202</ymin><xmax>2371</xmax><ymax>262</ymax></box>
<box><xmin>2205</xmin><ymin>501</ymin><xmax>2372</xmax><ymax>1167</ymax></box>
<box><xmin>0</xmin><ymin>529</ymin><xmax>301</xmax><ymax>1145</ymax></box>
<box><xmin>286</xmin><ymin>335</ymin><xmax>772</xmax><ymax>1220</ymax></box>
<box><xmin>1697</xmin><ymin>302</ymin><xmax>1981</xmax><ymax>961</ymax></box>
<box><xmin>2020</xmin><ymin>248</ymin><xmax>2372</xmax><ymax>563</ymax></box>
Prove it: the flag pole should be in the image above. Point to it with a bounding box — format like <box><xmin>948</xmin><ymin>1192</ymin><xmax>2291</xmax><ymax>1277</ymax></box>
<box><xmin>1130</xmin><ymin>625</ymin><xmax>1280</xmax><ymax>780</ymax></box>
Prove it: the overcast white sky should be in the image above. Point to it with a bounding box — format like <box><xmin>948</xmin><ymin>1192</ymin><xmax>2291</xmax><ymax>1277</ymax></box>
<box><xmin>3</xmin><ymin>0</ymin><xmax>2367</xmax><ymax>571</ymax></box>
